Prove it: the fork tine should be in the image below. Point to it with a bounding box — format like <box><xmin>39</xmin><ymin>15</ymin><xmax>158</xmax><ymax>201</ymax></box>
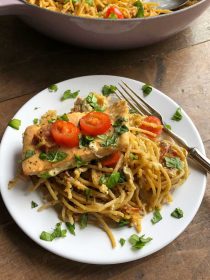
<box><xmin>115</xmin><ymin>88</ymin><xmax>140</xmax><ymax>113</ymax></box>
<box><xmin>121</xmin><ymin>81</ymin><xmax>163</xmax><ymax>121</ymax></box>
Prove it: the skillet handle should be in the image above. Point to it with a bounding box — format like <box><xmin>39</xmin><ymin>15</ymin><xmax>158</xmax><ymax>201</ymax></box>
<box><xmin>0</xmin><ymin>0</ymin><xmax>25</xmax><ymax>15</ymax></box>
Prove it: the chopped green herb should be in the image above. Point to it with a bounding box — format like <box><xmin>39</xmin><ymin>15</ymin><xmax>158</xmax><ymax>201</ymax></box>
<box><xmin>109</xmin><ymin>13</ymin><xmax>118</xmax><ymax>19</ymax></box>
<box><xmin>107</xmin><ymin>172</ymin><xmax>120</xmax><ymax>189</ymax></box>
<box><xmin>48</xmin><ymin>119</ymin><xmax>56</xmax><ymax>123</ymax></box>
<box><xmin>113</xmin><ymin>117</ymin><xmax>126</xmax><ymax>127</ymax></box>
<box><xmin>165</xmin><ymin>157</ymin><xmax>182</xmax><ymax>170</ymax></box>
<box><xmin>65</xmin><ymin>222</ymin><xmax>75</xmax><ymax>235</ymax></box>
<box><xmin>129</xmin><ymin>108</ymin><xmax>137</xmax><ymax>114</ymax></box>
<box><xmin>113</xmin><ymin>117</ymin><xmax>129</xmax><ymax>135</ymax></box>
<box><xmin>118</xmin><ymin>171</ymin><xmax>126</xmax><ymax>183</ymax></box>
<box><xmin>79</xmin><ymin>213</ymin><xmax>88</xmax><ymax>229</ymax></box>
<box><xmin>134</xmin><ymin>0</ymin><xmax>144</xmax><ymax>18</ymax></box>
<box><xmin>151</xmin><ymin>210</ymin><xmax>162</xmax><ymax>224</ymax></box>
<box><xmin>164</xmin><ymin>123</ymin><xmax>172</xmax><ymax>130</ymax></box>
<box><xmin>33</xmin><ymin>118</ymin><xmax>39</xmax><ymax>125</ymax></box>
<box><xmin>102</xmin><ymin>85</ymin><xmax>117</xmax><ymax>96</ymax></box>
<box><xmin>84</xmin><ymin>188</ymin><xmax>92</xmax><ymax>201</ymax></box>
<box><xmin>86</xmin><ymin>0</ymin><xmax>93</xmax><ymax>5</ymax></box>
<box><xmin>48</xmin><ymin>84</ymin><xmax>58</xmax><ymax>92</ymax></box>
<box><xmin>34</xmin><ymin>107</ymin><xmax>39</xmax><ymax>110</ymax></box>
<box><xmin>8</xmin><ymin>119</ymin><xmax>21</xmax><ymax>130</ymax></box>
<box><xmin>39</xmin><ymin>172</ymin><xmax>52</xmax><ymax>179</ymax></box>
<box><xmin>40</xmin><ymin>222</ymin><xmax>67</xmax><ymax>241</ymax></box>
<box><xmin>99</xmin><ymin>174</ymin><xmax>107</xmax><ymax>185</ymax></box>
<box><xmin>63</xmin><ymin>0</ymin><xmax>70</xmax><ymax>3</ymax></box>
<box><xmin>57</xmin><ymin>113</ymin><xmax>69</xmax><ymax>121</ymax></box>
<box><xmin>74</xmin><ymin>155</ymin><xmax>87</xmax><ymax>167</ymax></box>
<box><xmin>171</xmin><ymin>208</ymin><xmax>183</xmax><ymax>219</ymax></box>
<box><xmin>119</xmin><ymin>238</ymin><xmax>126</xmax><ymax>247</ymax></box>
<box><xmin>23</xmin><ymin>150</ymin><xmax>35</xmax><ymax>161</ymax></box>
<box><xmin>130</xmin><ymin>153</ymin><xmax>138</xmax><ymax>160</ymax></box>
<box><xmin>31</xmin><ymin>201</ymin><xmax>38</xmax><ymax>208</ymax></box>
<box><xmin>79</xmin><ymin>135</ymin><xmax>94</xmax><ymax>148</ymax></box>
<box><xmin>39</xmin><ymin>151</ymin><xmax>67</xmax><ymax>163</ymax></box>
<box><xmin>86</xmin><ymin>93</ymin><xmax>105</xmax><ymax>112</ymax></box>
<box><xmin>100</xmin><ymin>133</ymin><xmax>118</xmax><ymax>147</ymax></box>
<box><xmin>142</xmin><ymin>84</ymin><xmax>152</xmax><ymax>96</ymax></box>
<box><xmin>129</xmin><ymin>234</ymin><xmax>152</xmax><ymax>250</ymax></box>
<box><xmin>61</xmin><ymin>90</ymin><xmax>80</xmax><ymax>101</ymax></box>
<box><xmin>171</xmin><ymin>107</ymin><xmax>182</xmax><ymax>121</ymax></box>
<box><xmin>118</xmin><ymin>219</ymin><xmax>129</xmax><ymax>227</ymax></box>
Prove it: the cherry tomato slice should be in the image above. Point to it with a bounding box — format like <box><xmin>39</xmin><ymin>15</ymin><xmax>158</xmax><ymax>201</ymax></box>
<box><xmin>105</xmin><ymin>6</ymin><xmax>124</xmax><ymax>19</ymax></box>
<box><xmin>101</xmin><ymin>151</ymin><xmax>121</xmax><ymax>167</ymax></box>
<box><xmin>80</xmin><ymin>112</ymin><xmax>111</xmax><ymax>136</ymax></box>
<box><xmin>51</xmin><ymin>120</ymin><xmax>80</xmax><ymax>147</ymax></box>
<box><xmin>140</xmin><ymin>116</ymin><xmax>163</xmax><ymax>136</ymax></box>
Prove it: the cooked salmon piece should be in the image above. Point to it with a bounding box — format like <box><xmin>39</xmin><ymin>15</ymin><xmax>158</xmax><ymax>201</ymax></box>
<box><xmin>22</xmin><ymin>99</ymin><xmax>129</xmax><ymax>177</ymax></box>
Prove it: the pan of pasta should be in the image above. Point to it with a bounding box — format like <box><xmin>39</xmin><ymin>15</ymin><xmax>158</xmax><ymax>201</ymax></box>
<box><xmin>0</xmin><ymin>75</ymin><xmax>207</xmax><ymax>264</ymax></box>
<box><xmin>0</xmin><ymin>0</ymin><xmax>209</xmax><ymax>48</ymax></box>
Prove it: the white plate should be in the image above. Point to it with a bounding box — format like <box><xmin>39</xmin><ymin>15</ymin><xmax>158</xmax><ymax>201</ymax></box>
<box><xmin>0</xmin><ymin>75</ymin><xmax>207</xmax><ymax>264</ymax></box>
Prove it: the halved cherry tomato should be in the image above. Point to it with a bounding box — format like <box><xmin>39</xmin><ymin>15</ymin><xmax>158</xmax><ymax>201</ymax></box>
<box><xmin>80</xmin><ymin>112</ymin><xmax>111</xmax><ymax>136</ymax></box>
<box><xmin>101</xmin><ymin>151</ymin><xmax>121</xmax><ymax>167</ymax></box>
<box><xmin>105</xmin><ymin>6</ymin><xmax>124</xmax><ymax>19</ymax></box>
<box><xmin>51</xmin><ymin>120</ymin><xmax>80</xmax><ymax>147</ymax></box>
<box><xmin>140</xmin><ymin>116</ymin><xmax>163</xmax><ymax>136</ymax></box>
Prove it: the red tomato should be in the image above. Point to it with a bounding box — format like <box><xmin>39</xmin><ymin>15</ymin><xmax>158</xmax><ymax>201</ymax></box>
<box><xmin>105</xmin><ymin>6</ymin><xmax>124</xmax><ymax>19</ymax></box>
<box><xmin>101</xmin><ymin>151</ymin><xmax>121</xmax><ymax>167</ymax></box>
<box><xmin>80</xmin><ymin>112</ymin><xmax>111</xmax><ymax>136</ymax></box>
<box><xmin>51</xmin><ymin>120</ymin><xmax>80</xmax><ymax>147</ymax></box>
<box><xmin>140</xmin><ymin>116</ymin><xmax>163</xmax><ymax>136</ymax></box>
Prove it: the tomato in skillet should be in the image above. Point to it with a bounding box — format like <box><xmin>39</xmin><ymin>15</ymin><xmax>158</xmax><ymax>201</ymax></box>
<box><xmin>105</xmin><ymin>6</ymin><xmax>124</xmax><ymax>19</ymax></box>
<box><xmin>140</xmin><ymin>116</ymin><xmax>163</xmax><ymax>136</ymax></box>
<box><xmin>101</xmin><ymin>151</ymin><xmax>121</xmax><ymax>167</ymax></box>
<box><xmin>80</xmin><ymin>112</ymin><xmax>111</xmax><ymax>136</ymax></box>
<box><xmin>51</xmin><ymin>120</ymin><xmax>80</xmax><ymax>147</ymax></box>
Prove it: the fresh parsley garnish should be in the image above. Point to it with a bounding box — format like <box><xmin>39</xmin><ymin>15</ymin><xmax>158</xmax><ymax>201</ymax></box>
<box><xmin>61</xmin><ymin>90</ymin><xmax>80</xmax><ymax>101</ymax></box>
<box><xmin>40</xmin><ymin>222</ymin><xmax>67</xmax><ymax>241</ymax></box>
<box><xmin>79</xmin><ymin>135</ymin><xmax>94</xmax><ymax>148</ymax></box>
<box><xmin>119</xmin><ymin>238</ymin><xmax>126</xmax><ymax>246</ymax></box>
<box><xmin>171</xmin><ymin>107</ymin><xmax>182</xmax><ymax>121</ymax></box>
<box><xmin>134</xmin><ymin>0</ymin><xmax>144</xmax><ymax>18</ymax></box>
<box><xmin>142</xmin><ymin>84</ymin><xmax>152</xmax><ymax>96</ymax></box>
<box><xmin>129</xmin><ymin>234</ymin><xmax>152</xmax><ymax>250</ymax></box>
<box><xmin>85</xmin><ymin>0</ymin><xmax>93</xmax><ymax>5</ymax></box>
<box><xmin>151</xmin><ymin>210</ymin><xmax>162</xmax><ymax>224</ymax></box>
<box><xmin>8</xmin><ymin>119</ymin><xmax>21</xmax><ymax>130</ymax></box>
<box><xmin>79</xmin><ymin>213</ymin><xmax>88</xmax><ymax>229</ymax></box>
<box><xmin>33</xmin><ymin>118</ymin><xmax>39</xmax><ymax>125</ymax></box>
<box><xmin>130</xmin><ymin>153</ymin><xmax>138</xmax><ymax>160</ymax></box>
<box><xmin>39</xmin><ymin>151</ymin><xmax>68</xmax><ymax>163</ymax></box>
<box><xmin>118</xmin><ymin>219</ymin><xmax>129</xmax><ymax>227</ymax></box>
<box><xmin>84</xmin><ymin>188</ymin><xmax>92</xmax><ymax>201</ymax></box>
<box><xmin>39</xmin><ymin>172</ymin><xmax>52</xmax><ymax>179</ymax></box>
<box><xmin>171</xmin><ymin>208</ymin><xmax>183</xmax><ymax>219</ymax></box>
<box><xmin>57</xmin><ymin>113</ymin><xmax>69</xmax><ymax>121</ymax></box>
<box><xmin>113</xmin><ymin>117</ymin><xmax>129</xmax><ymax>135</ymax></box>
<box><xmin>86</xmin><ymin>93</ymin><xmax>105</xmax><ymax>112</ymax></box>
<box><xmin>165</xmin><ymin>157</ymin><xmax>183</xmax><ymax>170</ymax></box>
<box><xmin>65</xmin><ymin>222</ymin><xmax>75</xmax><ymax>235</ymax></box>
<box><xmin>74</xmin><ymin>155</ymin><xmax>87</xmax><ymax>167</ymax></box>
<box><xmin>99</xmin><ymin>133</ymin><xmax>118</xmax><ymax>147</ymax></box>
<box><xmin>102</xmin><ymin>85</ymin><xmax>117</xmax><ymax>96</ymax></box>
<box><xmin>31</xmin><ymin>201</ymin><xmax>38</xmax><ymax>208</ymax></box>
<box><xmin>48</xmin><ymin>84</ymin><xmax>58</xmax><ymax>92</ymax></box>
<box><xmin>99</xmin><ymin>172</ymin><xmax>121</xmax><ymax>189</ymax></box>
<box><xmin>23</xmin><ymin>150</ymin><xmax>35</xmax><ymax>161</ymax></box>
<box><xmin>109</xmin><ymin>13</ymin><xmax>117</xmax><ymax>19</ymax></box>
<box><xmin>164</xmin><ymin>123</ymin><xmax>172</xmax><ymax>130</ymax></box>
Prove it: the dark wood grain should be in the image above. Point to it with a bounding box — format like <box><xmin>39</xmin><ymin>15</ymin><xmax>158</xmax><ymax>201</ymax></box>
<box><xmin>0</xmin><ymin>6</ymin><xmax>210</xmax><ymax>280</ymax></box>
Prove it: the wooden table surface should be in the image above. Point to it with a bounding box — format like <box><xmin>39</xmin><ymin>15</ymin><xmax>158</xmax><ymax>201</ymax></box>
<box><xmin>0</xmin><ymin>8</ymin><xmax>210</xmax><ymax>280</ymax></box>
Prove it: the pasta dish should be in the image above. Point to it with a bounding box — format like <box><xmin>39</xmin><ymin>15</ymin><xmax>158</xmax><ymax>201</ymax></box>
<box><xmin>17</xmin><ymin>88</ymin><xmax>189</xmax><ymax>247</ymax></box>
<box><xmin>26</xmin><ymin>0</ymin><xmax>198</xmax><ymax>19</ymax></box>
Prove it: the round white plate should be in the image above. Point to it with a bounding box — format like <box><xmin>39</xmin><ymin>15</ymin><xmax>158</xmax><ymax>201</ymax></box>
<box><xmin>0</xmin><ymin>75</ymin><xmax>207</xmax><ymax>264</ymax></box>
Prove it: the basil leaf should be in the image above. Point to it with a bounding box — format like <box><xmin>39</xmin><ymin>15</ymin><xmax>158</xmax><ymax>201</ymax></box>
<box><xmin>119</xmin><ymin>238</ymin><xmax>126</xmax><ymax>246</ymax></box>
<box><xmin>165</xmin><ymin>157</ymin><xmax>182</xmax><ymax>170</ymax></box>
<box><xmin>107</xmin><ymin>172</ymin><xmax>120</xmax><ymax>188</ymax></box>
<box><xmin>48</xmin><ymin>84</ymin><xmax>58</xmax><ymax>92</ymax></box>
<box><xmin>86</xmin><ymin>93</ymin><xmax>105</xmax><ymax>112</ymax></box>
<box><xmin>33</xmin><ymin>118</ymin><xmax>39</xmax><ymax>124</ymax></box>
<box><xmin>65</xmin><ymin>222</ymin><xmax>75</xmax><ymax>235</ymax></box>
<box><xmin>171</xmin><ymin>107</ymin><xmax>182</xmax><ymax>121</ymax></box>
<box><xmin>129</xmin><ymin>234</ymin><xmax>152</xmax><ymax>249</ymax></box>
<box><xmin>164</xmin><ymin>123</ymin><xmax>172</xmax><ymax>130</ymax></box>
<box><xmin>134</xmin><ymin>0</ymin><xmax>144</xmax><ymax>18</ymax></box>
<box><xmin>57</xmin><ymin>113</ymin><xmax>69</xmax><ymax>121</ymax></box>
<box><xmin>8</xmin><ymin>119</ymin><xmax>21</xmax><ymax>130</ymax></box>
<box><xmin>31</xmin><ymin>201</ymin><xmax>38</xmax><ymax>208</ymax></box>
<box><xmin>151</xmin><ymin>210</ymin><xmax>162</xmax><ymax>224</ymax></box>
<box><xmin>61</xmin><ymin>90</ymin><xmax>80</xmax><ymax>101</ymax></box>
<box><xmin>102</xmin><ymin>85</ymin><xmax>117</xmax><ymax>96</ymax></box>
<box><xmin>74</xmin><ymin>155</ymin><xmax>87</xmax><ymax>167</ymax></box>
<box><xmin>40</xmin><ymin>222</ymin><xmax>67</xmax><ymax>241</ymax></box>
<box><xmin>39</xmin><ymin>151</ymin><xmax>68</xmax><ymax>163</ymax></box>
<box><xmin>79</xmin><ymin>213</ymin><xmax>88</xmax><ymax>229</ymax></box>
<box><xmin>23</xmin><ymin>150</ymin><xmax>35</xmax><ymax>161</ymax></box>
<box><xmin>142</xmin><ymin>84</ymin><xmax>152</xmax><ymax>96</ymax></box>
<box><xmin>118</xmin><ymin>219</ymin><xmax>129</xmax><ymax>227</ymax></box>
<box><xmin>171</xmin><ymin>208</ymin><xmax>183</xmax><ymax>219</ymax></box>
<box><xmin>79</xmin><ymin>135</ymin><xmax>94</xmax><ymax>148</ymax></box>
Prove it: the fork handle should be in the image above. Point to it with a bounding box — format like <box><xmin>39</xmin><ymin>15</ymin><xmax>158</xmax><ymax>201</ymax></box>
<box><xmin>188</xmin><ymin>147</ymin><xmax>210</xmax><ymax>173</ymax></box>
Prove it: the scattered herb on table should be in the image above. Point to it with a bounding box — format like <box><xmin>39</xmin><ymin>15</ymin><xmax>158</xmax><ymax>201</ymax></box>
<box><xmin>171</xmin><ymin>107</ymin><xmax>182</xmax><ymax>121</ymax></box>
<box><xmin>171</xmin><ymin>208</ymin><xmax>183</xmax><ymax>219</ymax></box>
<box><xmin>151</xmin><ymin>210</ymin><xmax>162</xmax><ymax>224</ymax></box>
<box><xmin>8</xmin><ymin>119</ymin><xmax>21</xmax><ymax>130</ymax></box>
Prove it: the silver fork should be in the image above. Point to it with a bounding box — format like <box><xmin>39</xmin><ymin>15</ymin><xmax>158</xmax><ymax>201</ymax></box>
<box><xmin>116</xmin><ymin>81</ymin><xmax>210</xmax><ymax>173</ymax></box>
